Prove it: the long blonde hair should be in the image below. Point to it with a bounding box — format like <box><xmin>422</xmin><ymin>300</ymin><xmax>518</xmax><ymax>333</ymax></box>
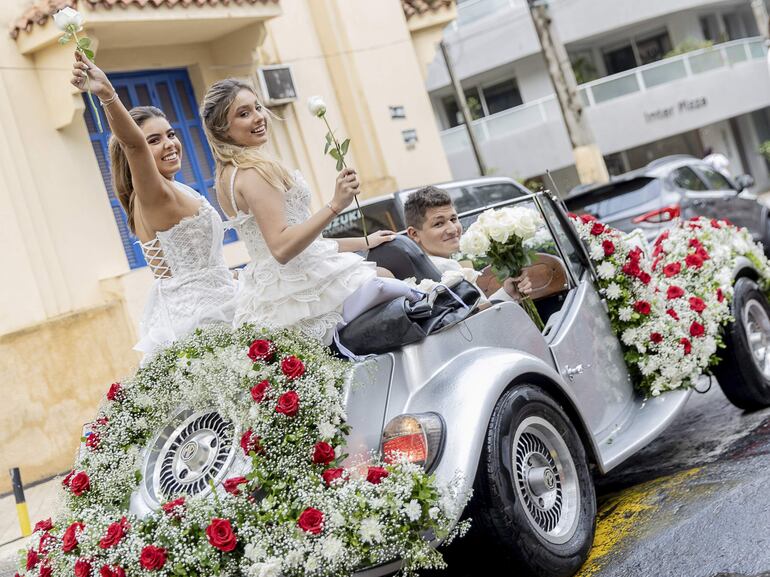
<box><xmin>200</xmin><ymin>78</ymin><xmax>293</xmax><ymax>192</ymax></box>
<box><xmin>108</xmin><ymin>106</ymin><xmax>167</xmax><ymax>234</ymax></box>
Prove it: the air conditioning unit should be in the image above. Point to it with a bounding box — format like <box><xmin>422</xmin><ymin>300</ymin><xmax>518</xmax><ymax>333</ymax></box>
<box><xmin>257</xmin><ymin>65</ymin><xmax>297</xmax><ymax>106</ymax></box>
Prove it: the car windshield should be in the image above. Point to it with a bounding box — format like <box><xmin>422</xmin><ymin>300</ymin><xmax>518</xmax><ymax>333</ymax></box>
<box><xmin>323</xmin><ymin>198</ymin><xmax>401</xmax><ymax>239</ymax></box>
<box><xmin>572</xmin><ymin>178</ymin><xmax>662</xmax><ymax>219</ymax></box>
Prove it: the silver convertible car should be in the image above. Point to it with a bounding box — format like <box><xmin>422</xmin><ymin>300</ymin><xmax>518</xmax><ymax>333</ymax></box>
<box><xmin>336</xmin><ymin>191</ymin><xmax>770</xmax><ymax>577</ymax></box>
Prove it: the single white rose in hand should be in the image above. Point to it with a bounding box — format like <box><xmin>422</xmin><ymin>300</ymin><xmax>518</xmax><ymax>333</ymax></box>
<box><xmin>53</xmin><ymin>7</ymin><xmax>84</xmax><ymax>32</ymax></box>
<box><xmin>308</xmin><ymin>95</ymin><xmax>327</xmax><ymax>118</ymax></box>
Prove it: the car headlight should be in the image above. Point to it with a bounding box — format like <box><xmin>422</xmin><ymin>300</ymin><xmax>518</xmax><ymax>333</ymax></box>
<box><xmin>381</xmin><ymin>412</ymin><xmax>445</xmax><ymax>473</ymax></box>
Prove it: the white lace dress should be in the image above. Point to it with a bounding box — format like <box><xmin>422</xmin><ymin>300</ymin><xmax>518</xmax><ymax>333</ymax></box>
<box><xmin>225</xmin><ymin>168</ymin><xmax>376</xmax><ymax>344</ymax></box>
<box><xmin>135</xmin><ymin>181</ymin><xmax>237</xmax><ymax>358</ymax></box>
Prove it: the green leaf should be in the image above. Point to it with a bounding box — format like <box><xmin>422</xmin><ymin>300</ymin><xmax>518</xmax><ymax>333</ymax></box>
<box><xmin>336</xmin><ymin>158</ymin><xmax>344</xmax><ymax>172</ymax></box>
<box><xmin>58</xmin><ymin>34</ymin><xmax>72</xmax><ymax>45</ymax></box>
<box><xmin>324</xmin><ymin>141</ymin><xmax>331</xmax><ymax>155</ymax></box>
<box><xmin>329</xmin><ymin>148</ymin><xmax>341</xmax><ymax>161</ymax></box>
<box><xmin>77</xmin><ymin>37</ymin><xmax>91</xmax><ymax>49</ymax></box>
<box><xmin>325</xmin><ymin>132</ymin><xmax>333</xmax><ymax>143</ymax></box>
<box><xmin>340</xmin><ymin>138</ymin><xmax>350</xmax><ymax>156</ymax></box>
<box><xmin>82</xmin><ymin>48</ymin><xmax>95</xmax><ymax>60</ymax></box>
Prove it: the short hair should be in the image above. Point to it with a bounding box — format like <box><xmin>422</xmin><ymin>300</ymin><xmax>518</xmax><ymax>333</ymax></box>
<box><xmin>404</xmin><ymin>186</ymin><xmax>453</xmax><ymax>229</ymax></box>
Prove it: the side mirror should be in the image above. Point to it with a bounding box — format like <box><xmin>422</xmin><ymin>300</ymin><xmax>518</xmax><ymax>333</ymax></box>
<box><xmin>734</xmin><ymin>174</ymin><xmax>755</xmax><ymax>192</ymax></box>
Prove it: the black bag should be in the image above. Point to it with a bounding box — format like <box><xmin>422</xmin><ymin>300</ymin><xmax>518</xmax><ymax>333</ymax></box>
<box><xmin>337</xmin><ymin>280</ymin><xmax>481</xmax><ymax>356</ymax></box>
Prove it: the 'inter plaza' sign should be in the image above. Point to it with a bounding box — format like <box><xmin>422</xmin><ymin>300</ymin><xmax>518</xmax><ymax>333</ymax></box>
<box><xmin>643</xmin><ymin>96</ymin><xmax>707</xmax><ymax>122</ymax></box>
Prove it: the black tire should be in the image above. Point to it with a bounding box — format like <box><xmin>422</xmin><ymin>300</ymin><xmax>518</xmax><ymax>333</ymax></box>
<box><xmin>468</xmin><ymin>384</ymin><xmax>596</xmax><ymax>577</ymax></box>
<box><xmin>714</xmin><ymin>277</ymin><xmax>770</xmax><ymax>410</ymax></box>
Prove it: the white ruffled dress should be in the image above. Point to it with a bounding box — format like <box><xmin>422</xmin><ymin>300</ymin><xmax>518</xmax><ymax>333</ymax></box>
<box><xmin>225</xmin><ymin>168</ymin><xmax>377</xmax><ymax>344</ymax></box>
<box><xmin>136</xmin><ymin>181</ymin><xmax>237</xmax><ymax>358</ymax></box>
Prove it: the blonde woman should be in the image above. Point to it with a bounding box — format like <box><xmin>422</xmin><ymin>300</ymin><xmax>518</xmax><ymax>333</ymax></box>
<box><xmin>71</xmin><ymin>52</ymin><xmax>237</xmax><ymax>358</ymax></box>
<box><xmin>201</xmin><ymin>79</ymin><xmax>395</xmax><ymax>344</ymax></box>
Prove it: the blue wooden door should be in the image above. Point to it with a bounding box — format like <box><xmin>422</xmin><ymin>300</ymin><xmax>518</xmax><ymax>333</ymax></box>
<box><xmin>85</xmin><ymin>68</ymin><xmax>234</xmax><ymax>269</ymax></box>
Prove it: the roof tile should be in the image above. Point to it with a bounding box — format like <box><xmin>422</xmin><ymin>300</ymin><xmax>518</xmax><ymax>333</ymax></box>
<box><xmin>401</xmin><ymin>0</ymin><xmax>454</xmax><ymax>20</ymax></box>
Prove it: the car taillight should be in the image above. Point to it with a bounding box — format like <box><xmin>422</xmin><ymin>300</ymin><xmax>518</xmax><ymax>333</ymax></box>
<box><xmin>632</xmin><ymin>205</ymin><xmax>680</xmax><ymax>224</ymax></box>
<box><xmin>381</xmin><ymin>413</ymin><xmax>444</xmax><ymax>472</ymax></box>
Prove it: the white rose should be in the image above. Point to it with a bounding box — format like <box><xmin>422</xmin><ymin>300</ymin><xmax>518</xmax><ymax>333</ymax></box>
<box><xmin>307</xmin><ymin>95</ymin><xmax>327</xmax><ymax>117</ymax></box>
<box><xmin>476</xmin><ymin>209</ymin><xmax>498</xmax><ymax>230</ymax></box>
<box><xmin>486</xmin><ymin>220</ymin><xmax>511</xmax><ymax>244</ymax></box>
<box><xmin>53</xmin><ymin>7</ymin><xmax>84</xmax><ymax>32</ymax></box>
<box><xmin>459</xmin><ymin>228</ymin><xmax>490</xmax><ymax>257</ymax></box>
<box><xmin>512</xmin><ymin>207</ymin><xmax>540</xmax><ymax>239</ymax></box>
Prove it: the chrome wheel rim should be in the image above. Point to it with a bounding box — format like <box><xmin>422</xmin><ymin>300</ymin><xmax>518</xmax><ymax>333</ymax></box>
<box><xmin>743</xmin><ymin>298</ymin><xmax>770</xmax><ymax>379</ymax></box>
<box><xmin>512</xmin><ymin>416</ymin><xmax>580</xmax><ymax>545</ymax></box>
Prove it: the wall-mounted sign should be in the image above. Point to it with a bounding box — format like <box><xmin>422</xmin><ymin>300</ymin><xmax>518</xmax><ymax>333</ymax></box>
<box><xmin>390</xmin><ymin>105</ymin><xmax>406</xmax><ymax>119</ymax></box>
<box><xmin>402</xmin><ymin>129</ymin><xmax>418</xmax><ymax>149</ymax></box>
<box><xmin>643</xmin><ymin>96</ymin><xmax>707</xmax><ymax>123</ymax></box>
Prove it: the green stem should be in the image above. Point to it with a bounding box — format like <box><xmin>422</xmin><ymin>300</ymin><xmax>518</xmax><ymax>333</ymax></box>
<box><xmin>71</xmin><ymin>30</ymin><xmax>103</xmax><ymax>134</ymax></box>
<box><xmin>322</xmin><ymin>115</ymin><xmax>369</xmax><ymax>247</ymax></box>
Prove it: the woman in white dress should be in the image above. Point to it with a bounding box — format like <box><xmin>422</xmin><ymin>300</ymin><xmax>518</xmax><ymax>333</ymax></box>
<box><xmin>71</xmin><ymin>53</ymin><xmax>237</xmax><ymax>358</ymax></box>
<box><xmin>200</xmin><ymin>79</ymin><xmax>395</xmax><ymax>344</ymax></box>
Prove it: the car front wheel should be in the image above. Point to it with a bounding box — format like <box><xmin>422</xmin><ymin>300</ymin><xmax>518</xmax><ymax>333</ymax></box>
<box><xmin>470</xmin><ymin>384</ymin><xmax>596</xmax><ymax>577</ymax></box>
<box><xmin>715</xmin><ymin>277</ymin><xmax>770</xmax><ymax>410</ymax></box>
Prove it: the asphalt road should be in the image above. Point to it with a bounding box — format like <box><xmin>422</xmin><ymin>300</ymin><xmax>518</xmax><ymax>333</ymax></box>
<box><xmin>441</xmin><ymin>382</ymin><xmax>770</xmax><ymax>577</ymax></box>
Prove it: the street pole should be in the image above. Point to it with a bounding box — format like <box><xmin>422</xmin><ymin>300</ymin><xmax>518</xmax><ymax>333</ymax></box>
<box><xmin>750</xmin><ymin>0</ymin><xmax>769</xmax><ymax>40</ymax></box>
<box><xmin>439</xmin><ymin>39</ymin><xmax>488</xmax><ymax>176</ymax></box>
<box><xmin>527</xmin><ymin>0</ymin><xmax>609</xmax><ymax>185</ymax></box>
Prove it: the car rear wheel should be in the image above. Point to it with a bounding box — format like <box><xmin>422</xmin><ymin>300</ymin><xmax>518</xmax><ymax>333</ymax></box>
<box><xmin>715</xmin><ymin>277</ymin><xmax>770</xmax><ymax>410</ymax></box>
<box><xmin>469</xmin><ymin>384</ymin><xmax>596</xmax><ymax>577</ymax></box>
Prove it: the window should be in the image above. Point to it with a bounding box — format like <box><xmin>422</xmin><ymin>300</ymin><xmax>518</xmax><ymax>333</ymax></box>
<box><xmin>602</xmin><ymin>30</ymin><xmax>672</xmax><ymax>75</ymax></box>
<box><xmin>636</xmin><ymin>32</ymin><xmax>672</xmax><ymax>65</ymax></box>
<box><xmin>441</xmin><ymin>77</ymin><xmax>523</xmax><ymax>129</ymax></box>
<box><xmin>671</xmin><ymin>167</ymin><xmax>707</xmax><ymax>191</ymax></box>
<box><xmin>322</xmin><ymin>198</ymin><xmax>402</xmax><ymax>239</ymax></box>
<box><xmin>697</xmin><ymin>166</ymin><xmax>735</xmax><ymax>191</ymax></box>
<box><xmin>442</xmin><ymin>87</ymin><xmax>482</xmax><ymax>128</ymax></box>
<box><xmin>700</xmin><ymin>14</ymin><xmax>721</xmax><ymax>42</ymax></box>
<box><xmin>482</xmin><ymin>79</ymin><xmax>522</xmax><ymax>115</ymax></box>
<box><xmin>471</xmin><ymin>182</ymin><xmax>526</xmax><ymax>205</ymax></box>
<box><xmin>603</xmin><ymin>44</ymin><xmax>636</xmax><ymax>75</ymax></box>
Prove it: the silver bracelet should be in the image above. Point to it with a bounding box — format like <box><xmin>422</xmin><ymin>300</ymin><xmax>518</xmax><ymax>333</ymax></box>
<box><xmin>99</xmin><ymin>91</ymin><xmax>118</xmax><ymax>106</ymax></box>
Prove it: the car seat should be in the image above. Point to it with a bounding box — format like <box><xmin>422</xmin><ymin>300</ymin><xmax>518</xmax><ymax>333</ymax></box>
<box><xmin>366</xmin><ymin>235</ymin><xmax>442</xmax><ymax>283</ymax></box>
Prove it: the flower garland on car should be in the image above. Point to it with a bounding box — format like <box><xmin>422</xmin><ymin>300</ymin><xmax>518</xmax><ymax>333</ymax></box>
<box><xmin>570</xmin><ymin>214</ymin><xmax>770</xmax><ymax>396</ymax></box>
<box><xmin>17</xmin><ymin>325</ymin><xmax>469</xmax><ymax>577</ymax></box>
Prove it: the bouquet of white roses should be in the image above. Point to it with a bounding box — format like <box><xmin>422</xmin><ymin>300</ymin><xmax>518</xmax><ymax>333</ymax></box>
<box><xmin>460</xmin><ymin>206</ymin><xmax>544</xmax><ymax>328</ymax></box>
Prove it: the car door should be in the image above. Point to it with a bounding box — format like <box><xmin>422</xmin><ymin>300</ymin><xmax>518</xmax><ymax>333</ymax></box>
<box><xmin>693</xmin><ymin>164</ymin><xmax>763</xmax><ymax>239</ymax></box>
<box><xmin>538</xmin><ymin>198</ymin><xmax>636</xmax><ymax>438</ymax></box>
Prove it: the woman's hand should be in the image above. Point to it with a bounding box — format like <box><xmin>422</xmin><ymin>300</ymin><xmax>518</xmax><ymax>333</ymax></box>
<box><xmin>330</xmin><ymin>168</ymin><xmax>360</xmax><ymax>213</ymax></box>
<box><xmin>367</xmin><ymin>230</ymin><xmax>396</xmax><ymax>248</ymax></box>
<box><xmin>70</xmin><ymin>50</ymin><xmax>113</xmax><ymax>100</ymax></box>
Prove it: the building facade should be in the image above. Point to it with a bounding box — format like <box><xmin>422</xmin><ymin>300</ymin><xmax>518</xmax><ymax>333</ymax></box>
<box><xmin>0</xmin><ymin>0</ymin><xmax>456</xmax><ymax>490</ymax></box>
<box><xmin>428</xmin><ymin>0</ymin><xmax>770</xmax><ymax>194</ymax></box>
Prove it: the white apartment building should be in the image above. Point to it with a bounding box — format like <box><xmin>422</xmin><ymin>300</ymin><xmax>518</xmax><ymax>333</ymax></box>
<box><xmin>427</xmin><ymin>0</ymin><xmax>770</xmax><ymax>193</ymax></box>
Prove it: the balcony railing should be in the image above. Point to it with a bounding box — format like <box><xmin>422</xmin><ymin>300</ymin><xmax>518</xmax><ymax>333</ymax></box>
<box><xmin>441</xmin><ymin>37</ymin><xmax>767</xmax><ymax>153</ymax></box>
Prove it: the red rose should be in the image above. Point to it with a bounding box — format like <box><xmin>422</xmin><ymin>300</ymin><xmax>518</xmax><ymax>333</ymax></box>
<box><xmin>161</xmin><ymin>497</ymin><xmax>186</xmax><ymax>518</ymax></box>
<box><xmin>601</xmin><ymin>239</ymin><xmax>615</xmax><ymax>257</ymax></box>
<box><xmin>622</xmin><ymin>260</ymin><xmax>640</xmax><ymax>277</ymax></box>
<box><xmin>663</xmin><ymin>262</ymin><xmax>681</xmax><ymax>278</ymax></box>
<box><xmin>34</xmin><ymin>519</ymin><xmax>53</xmax><ymax>533</ymax></box>
<box><xmin>62</xmin><ymin>521</ymin><xmax>84</xmax><ymax>553</ymax></box>
<box><xmin>366</xmin><ymin>466</ymin><xmax>389</xmax><ymax>485</ymax></box>
<box><xmin>39</xmin><ymin>532</ymin><xmax>56</xmax><ymax>553</ymax></box>
<box><xmin>696</xmin><ymin>247</ymin><xmax>710</xmax><ymax>261</ymax></box>
<box><xmin>723</xmin><ymin>218</ymin><xmax>734</xmax><ymax>226</ymax></box>
<box><xmin>689</xmin><ymin>297</ymin><xmax>706</xmax><ymax>313</ymax></box>
<box><xmin>321</xmin><ymin>468</ymin><xmax>344</xmax><ymax>486</ymax></box>
<box><xmin>275</xmin><ymin>391</ymin><xmax>300</xmax><ymax>417</ymax></box>
<box><xmin>247</xmin><ymin>339</ymin><xmax>274</xmax><ymax>362</ymax></box>
<box><xmin>205</xmin><ymin>518</ymin><xmax>238</xmax><ymax>552</ymax></box>
<box><xmin>39</xmin><ymin>564</ymin><xmax>52</xmax><ymax>577</ymax></box>
<box><xmin>638</xmin><ymin>272</ymin><xmax>651</xmax><ymax>285</ymax></box>
<box><xmin>666</xmin><ymin>308</ymin><xmax>680</xmax><ymax>321</ymax></box>
<box><xmin>250</xmin><ymin>380</ymin><xmax>270</xmax><ymax>403</ymax></box>
<box><xmin>590</xmin><ymin>222</ymin><xmax>605</xmax><ymax>236</ymax></box>
<box><xmin>685</xmin><ymin>253</ymin><xmax>703</xmax><ymax>269</ymax></box>
<box><xmin>666</xmin><ymin>286</ymin><xmax>684</xmax><ymax>300</ymax></box>
<box><xmin>100</xmin><ymin>566</ymin><xmax>125</xmax><ymax>577</ymax></box>
<box><xmin>139</xmin><ymin>546</ymin><xmax>167</xmax><ymax>571</ymax></box>
<box><xmin>85</xmin><ymin>433</ymin><xmax>100</xmax><ymax>451</ymax></box>
<box><xmin>627</xmin><ymin>247</ymin><xmax>642</xmax><ymax>262</ymax></box>
<box><xmin>69</xmin><ymin>472</ymin><xmax>90</xmax><ymax>496</ymax></box>
<box><xmin>106</xmin><ymin>382</ymin><xmax>122</xmax><ymax>402</ymax></box>
<box><xmin>74</xmin><ymin>559</ymin><xmax>92</xmax><ymax>577</ymax></box>
<box><xmin>579</xmin><ymin>214</ymin><xmax>597</xmax><ymax>224</ymax></box>
<box><xmin>710</xmin><ymin>218</ymin><xmax>721</xmax><ymax>229</ymax></box>
<box><xmin>312</xmin><ymin>441</ymin><xmax>336</xmax><ymax>465</ymax></box>
<box><xmin>280</xmin><ymin>356</ymin><xmax>306</xmax><ymax>380</ymax></box>
<box><xmin>690</xmin><ymin>321</ymin><xmax>705</xmax><ymax>338</ymax></box>
<box><xmin>650</xmin><ymin>332</ymin><xmax>663</xmax><ymax>344</ymax></box>
<box><xmin>240</xmin><ymin>429</ymin><xmax>264</xmax><ymax>456</ymax></box>
<box><xmin>688</xmin><ymin>238</ymin><xmax>701</xmax><ymax>249</ymax></box>
<box><xmin>652</xmin><ymin>256</ymin><xmax>662</xmax><ymax>271</ymax></box>
<box><xmin>223</xmin><ymin>476</ymin><xmax>249</xmax><ymax>496</ymax></box>
<box><xmin>62</xmin><ymin>470</ymin><xmax>75</xmax><ymax>488</ymax></box>
<box><xmin>716</xmin><ymin>288</ymin><xmax>724</xmax><ymax>303</ymax></box>
<box><xmin>633</xmin><ymin>300</ymin><xmax>651</xmax><ymax>315</ymax></box>
<box><xmin>26</xmin><ymin>549</ymin><xmax>39</xmax><ymax>570</ymax></box>
<box><xmin>680</xmin><ymin>338</ymin><xmax>692</xmax><ymax>355</ymax></box>
<box><xmin>297</xmin><ymin>508</ymin><xmax>324</xmax><ymax>535</ymax></box>
<box><xmin>98</xmin><ymin>520</ymin><xmax>125</xmax><ymax>549</ymax></box>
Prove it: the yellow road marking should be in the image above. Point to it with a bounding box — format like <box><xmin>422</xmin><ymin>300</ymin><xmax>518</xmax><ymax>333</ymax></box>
<box><xmin>575</xmin><ymin>468</ymin><xmax>702</xmax><ymax>577</ymax></box>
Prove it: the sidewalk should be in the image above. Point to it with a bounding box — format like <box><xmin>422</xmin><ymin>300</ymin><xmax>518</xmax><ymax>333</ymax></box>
<box><xmin>0</xmin><ymin>476</ymin><xmax>62</xmax><ymax>576</ymax></box>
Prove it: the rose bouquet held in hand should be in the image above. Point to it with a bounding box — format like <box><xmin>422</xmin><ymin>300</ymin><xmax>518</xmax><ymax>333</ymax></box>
<box><xmin>54</xmin><ymin>7</ymin><xmax>103</xmax><ymax>132</ymax></box>
<box><xmin>460</xmin><ymin>206</ymin><xmax>545</xmax><ymax>329</ymax></box>
<box><xmin>308</xmin><ymin>95</ymin><xmax>369</xmax><ymax>246</ymax></box>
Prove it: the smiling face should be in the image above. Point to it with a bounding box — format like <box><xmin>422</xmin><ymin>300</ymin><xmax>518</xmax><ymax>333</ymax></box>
<box><xmin>225</xmin><ymin>89</ymin><xmax>268</xmax><ymax>148</ymax></box>
<box><xmin>140</xmin><ymin>117</ymin><xmax>182</xmax><ymax>179</ymax></box>
<box><xmin>407</xmin><ymin>204</ymin><xmax>463</xmax><ymax>258</ymax></box>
